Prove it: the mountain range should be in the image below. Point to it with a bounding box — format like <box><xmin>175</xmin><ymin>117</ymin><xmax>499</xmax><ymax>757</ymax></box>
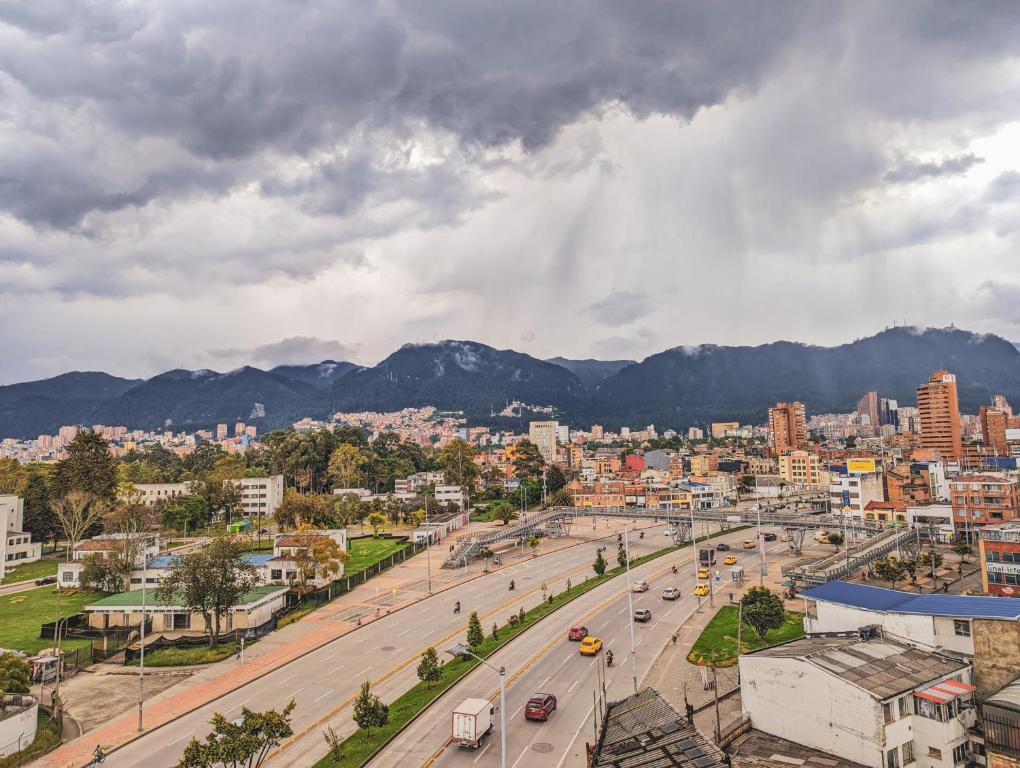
<box><xmin>2</xmin><ymin>327</ymin><xmax>1018</xmax><ymax>438</ymax></box>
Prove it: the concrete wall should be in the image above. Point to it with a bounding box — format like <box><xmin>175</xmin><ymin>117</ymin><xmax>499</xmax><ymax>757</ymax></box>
<box><xmin>739</xmin><ymin>655</ymin><xmax>885</xmax><ymax>768</ymax></box>
<box><xmin>804</xmin><ymin>602</ymin><xmax>975</xmax><ymax>656</ymax></box>
<box><xmin>0</xmin><ymin>697</ymin><xmax>38</xmax><ymax>758</ymax></box>
<box><xmin>972</xmin><ymin>618</ymin><xmax>1020</xmax><ymax>698</ymax></box>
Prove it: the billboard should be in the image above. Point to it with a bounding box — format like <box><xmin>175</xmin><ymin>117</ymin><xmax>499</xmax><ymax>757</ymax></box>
<box><xmin>846</xmin><ymin>458</ymin><xmax>877</xmax><ymax>474</ymax></box>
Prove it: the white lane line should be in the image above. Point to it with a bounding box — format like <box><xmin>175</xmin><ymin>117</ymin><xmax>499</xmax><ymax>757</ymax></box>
<box><xmin>328</xmin><ymin>663</ymin><xmax>345</xmax><ymax>675</ymax></box>
<box><xmin>289</xmin><ymin>687</ymin><xmax>305</xmax><ymax>698</ymax></box>
<box><xmin>512</xmin><ymin>704</ymin><xmax>525</xmax><ymax>718</ymax></box>
<box><xmin>560</xmin><ymin>655</ymin><xmax>570</xmax><ymax>667</ymax></box>
<box><xmin>541</xmin><ymin>675</ymin><xmax>551</xmax><ymax>687</ymax></box>
<box><xmin>473</xmin><ymin>743</ymin><xmax>492</xmax><ymax>763</ymax></box>
<box><xmin>555</xmin><ymin>704</ymin><xmax>594</xmax><ymax>768</ymax></box>
<box><xmin>395</xmin><ymin>627</ymin><xmax>414</xmax><ymax>638</ymax></box>
<box><xmin>511</xmin><ymin>746</ymin><xmax>530</xmax><ymax>768</ymax></box>
<box><xmin>313</xmin><ymin>688</ymin><xmax>336</xmax><ymax>703</ymax></box>
<box><xmin>567</xmin><ymin>679</ymin><xmax>579</xmax><ymax>694</ymax></box>
<box><xmin>168</xmin><ymin>732</ymin><xmax>192</xmax><ymax>747</ymax></box>
<box><xmin>276</xmin><ymin>673</ymin><xmax>297</xmax><ymax>686</ymax></box>
<box><xmin>228</xmin><ymin>698</ymin><xmax>251</xmax><ymax>712</ymax></box>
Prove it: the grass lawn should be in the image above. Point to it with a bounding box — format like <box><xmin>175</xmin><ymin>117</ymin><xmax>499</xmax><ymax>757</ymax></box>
<box><xmin>126</xmin><ymin>640</ymin><xmax>247</xmax><ymax>667</ymax></box>
<box><xmin>0</xmin><ymin>558</ymin><xmax>58</xmax><ymax>585</ymax></box>
<box><xmin>687</xmin><ymin>605</ymin><xmax>804</xmax><ymax>667</ymax></box>
<box><xmin>0</xmin><ymin>710</ymin><xmax>62</xmax><ymax>768</ymax></box>
<box><xmin>345</xmin><ymin>537</ymin><xmax>408</xmax><ymax>576</ymax></box>
<box><xmin>0</xmin><ymin>586</ymin><xmax>103</xmax><ymax>655</ymax></box>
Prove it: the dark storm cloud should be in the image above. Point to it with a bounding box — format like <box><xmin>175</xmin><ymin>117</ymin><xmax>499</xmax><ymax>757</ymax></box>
<box><xmin>883</xmin><ymin>153</ymin><xmax>984</xmax><ymax>184</ymax></box>
<box><xmin>209</xmin><ymin>336</ymin><xmax>362</xmax><ymax>367</ymax></box>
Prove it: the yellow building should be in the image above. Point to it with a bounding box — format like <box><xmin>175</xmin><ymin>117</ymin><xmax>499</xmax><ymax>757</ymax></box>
<box><xmin>710</xmin><ymin>422</ymin><xmax>740</xmax><ymax>439</ymax></box>
<box><xmin>778</xmin><ymin>450</ymin><xmax>824</xmax><ymax>488</ymax></box>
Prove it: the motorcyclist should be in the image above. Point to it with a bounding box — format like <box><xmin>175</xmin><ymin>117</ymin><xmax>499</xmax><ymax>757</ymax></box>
<box><xmin>672</xmin><ymin>564</ymin><xmax>678</xmax><ymax>575</ymax></box>
<box><xmin>606</xmin><ymin>649</ymin><xmax>614</xmax><ymax>666</ymax></box>
<box><xmin>509</xmin><ymin>580</ymin><xmax>515</xmax><ymax>591</ymax></box>
<box><xmin>454</xmin><ymin>601</ymin><xmax>461</xmax><ymax>614</ymax></box>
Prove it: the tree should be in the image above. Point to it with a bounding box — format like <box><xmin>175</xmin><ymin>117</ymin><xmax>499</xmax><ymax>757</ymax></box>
<box><xmin>549</xmin><ymin>488</ymin><xmax>574</xmax><ymax>507</ymax></box>
<box><xmin>478</xmin><ymin>547</ymin><xmax>494</xmax><ymax>571</ymax></box>
<box><xmin>274</xmin><ymin>490</ymin><xmax>333</xmax><ymax>529</ymax></box>
<box><xmin>416</xmin><ymin>647</ymin><xmax>441</xmax><ymax>689</ymax></box>
<box><xmin>438</xmin><ymin>439</ymin><xmax>479</xmax><ymax>489</ymax></box>
<box><xmin>872</xmin><ymin>557</ymin><xmax>907</xmax><ymax>588</ymax></box>
<box><xmin>158</xmin><ymin>537</ymin><xmax>259</xmax><ymax>647</ymax></box>
<box><xmin>366</xmin><ymin>512</ymin><xmax>387</xmax><ymax>538</ymax></box>
<box><xmin>162</xmin><ymin>495</ymin><xmax>211</xmax><ymax>534</ymax></box>
<box><xmin>407</xmin><ymin>508</ymin><xmax>425</xmax><ymax>527</ymax></box>
<box><xmin>903</xmin><ymin>558</ymin><xmax>919</xmax><ymax>583</ymax></box>
<box><xmin>545</xmin><ymin>465</ymin><xmax>567</xmax><ymax>494</ymax></box>
<box><xmin>919</xmin><ymin>551</ymin><xmax>944</xmax><ymax>571</ymax></box>
<box><xmin>952</xmin><ymin>540</ymin><xmax>973</xmax><ymax>561</ymax></box>
<box><xmin>352</xmin><ymin>681</ymin><xmax>389</xmax><ymax>734</ymax></box>
<box><xmin>53</xmin><ymin>491</ymin><xmax>108</xmax><ymax>562</ymax></box>
<box><xmin>617</xmin><ymin>546</ymin><xmax>629</xmax><ymax>569</ymax></box>
<box><xmin>0</xmin><ymin>651</ymin><xmax>31</xmax><ymax>694</ymax></box>
<box><xmin>52</xmin><ymin>431</ymin><xmax>118</xmax><ymax>502</ymax></box>
<box><xmin>491</xmin><ymin>501</ymin><xmax>518</xmax><ymax>526</ymax></box>
<box><xmin>332</xmin><ymin>493</ymin><xmax>363</xmax><ymax>529</ymax></box>
<box><xmin>79</xmin><ymin>555</ymin><xmax>124</xmax><ymax>593</ymax></box>
<box><xmin>101</xmin><ymin>501</ymin><xmax>160</xmax><ymax>589</ymax></box>
<box><xmin>467</xmin><ymin>610</ymin><xmax>484</xmax><ymax>650</ymax></box>
<box><xmin>827</xmin><ymin>531</ymin><xmax>845</xmax><ymax>548</ymax></box>
<box><xmin>328</xmin><ymin>444</ymin><xmax>368</xmax><ymax>490</ymax></box>
<box><xmin>512</xmin><ymin>440</ymin><xmax>545</xmax><ymax>480</ymax></box>
<box><xmin>290</xmin><ymin>524</ymin><xmax>351</xmax><ymax>586</ymax></box>
<box><xmin>177</xmin><ymin>700</ymin><xmax>296</xmax><ymax>768</ymax></box>
<box><xmin>528</xmin><ymin>535</ymin><xmax>540</xmax><ymax>558</ymax></box>
<box><xmin>22</xmin><ymin>472</ymin><xmax>56</xmax><ymax>550</ymax></box>
<box><xmin>0</xmin><ymin>457</ymin><xmax>27</xmax><ymax>495</ymax></box>
<box><xmin>593</xmin><ymin>549</ymin><xmax>607</xmax><ymax>577</ymax></box>
<box><xmin>740</xmin><ymin>586</ymin><xmax>786</xmax><ymax>641</ymax></box>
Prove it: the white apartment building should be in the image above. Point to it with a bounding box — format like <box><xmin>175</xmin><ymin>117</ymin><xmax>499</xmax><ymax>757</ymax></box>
<box><xmin>0</xmin><ymin>495</ymin><xmax>41</xmax><ymax>580</ymax></box>
<box><xmin>740</xmin><ymin>634</ymin><xmax>976</xmax><ymax>768</ymax></box>
<box><xmin>831</xmin><ymin>471</ymin><xmax>886</xmax><ymax>520</ymax></box>
<box><xmin>393</xmin><ymin>471</ymin><xmax>445</xmax><ymax>496</ymax></box>
<box><xmin>906</xmin><ymin>504</ymin><xmax>956</xmax><ymax>542</ymax></box>
<box><xmin>434</xmin><ymin>485</ymin><xmax>466</xmax><ymax>508</ymax></box>
<box><xmin>529</xmin><ymin>420</ymin><xmax>559</xmax><ymax>463</ymax></box>
<box><xmin>58</xmin><ymin>532</ymin><xmax>161</xmax><ymax>588</ymax></box>
<box><xmin>127</xmin><ymin>475</ymin><xmax>284</xmax><ymax>519</ymax></box>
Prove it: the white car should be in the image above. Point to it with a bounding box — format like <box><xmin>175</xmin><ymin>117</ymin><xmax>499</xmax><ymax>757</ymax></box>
<box><xmin>664</xmin><ymin>527</ymin><xmax>676</xmax><ymax>536</ymax></box>
<box><xmin>662</xmin><ymin>587</ymin><xmax>681</xmax><ymax>600</ymax></box>
<box><xmin>631</xmin><ymin>580</ymin><xmax>650</xmax><ymax>593</ymax></box>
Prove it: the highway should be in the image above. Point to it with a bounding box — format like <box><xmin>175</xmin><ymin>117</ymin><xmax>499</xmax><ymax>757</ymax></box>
<box><xmin>370</xmin><ymin>529</ymin><xmax>792</xmax><ymax>768</ymax></box>
<box><xmin>90</xmin><ymin>521</ymin><xmax>681</xmax><ymax>768</ymax></box>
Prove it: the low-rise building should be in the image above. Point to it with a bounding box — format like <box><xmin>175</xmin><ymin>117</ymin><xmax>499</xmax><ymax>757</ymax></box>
<box><xmin>951</xmin><ymin>475</ymin><xmax>1020</xmax><ymax>532</ymax></box>
<box><xmin>0</xmin><ymin>495</ymin><xmax>41</xmax><ymax>580</ymax></box>
<box><xmin>434</xmin><ymin>485</ymin><xmax>465</xmax><ymax>508</ymax></box>
<box><xmin>982</xmin><ymin>680</ymin><xmax>1020</xmax><ymax>768</ymax></box>
<box><xmin>58</xmin><ymin>533</ymin><xmax>161</xmax><ymax>588</ymax></box>
<box><xmin>978</xmin><ymin>523</ymin><xmax>1020</xmax><ymax>596</ymax></box>
<box><xmin>779</xmin><ymin>450</ymin><xmax>825</xmax><ymax>489</ymax></box>
<box><xmin>739</xmin><ymin>634</ymin><xmax>975</xmax><ymax>768</ymax></box>
<box><xmin>127</xmin><ymin>475</ymin><xmax>285</xmax><ymax>520</ymax></box>
<box><xmin>831</xmin><ymin>471</ymin><xmax>886</xmax><ymax>520</ymax></box>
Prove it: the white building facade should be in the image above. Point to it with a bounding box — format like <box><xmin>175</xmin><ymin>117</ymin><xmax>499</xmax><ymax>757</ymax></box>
<box><xmin>0</xmin><ymin>495</ymin><xmax>42</xmax><ymax>580</ymax></box>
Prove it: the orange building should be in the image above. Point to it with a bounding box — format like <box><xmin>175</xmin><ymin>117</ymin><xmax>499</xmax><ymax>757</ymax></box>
<box><xmin>767</xmin><ymin>402</ymin><xmax>806</xmax><ymax>453</ymax></box>
<box><xmin>856</xmin><ymin>391</ymin><xmax>879</xmax><ymax>433</ymax></box>
<box><xmin>980</xmin><ymin>403</ymin><xmax>1010</xmax><ymax>455</ymax></box>
<box><xmin>950</xmin><ymin>474</ymin><xmax>1020</xmax><ymax>529</ymax></box>
<box><xmin>916</xmin><ymin>370</ymin><xmax>962</xmax><ymax>461</ymax></box>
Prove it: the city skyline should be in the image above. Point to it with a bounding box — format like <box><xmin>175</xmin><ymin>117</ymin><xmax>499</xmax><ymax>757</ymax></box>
<box><xmin>4</xmin><ymin>4</ymin><xmax>1020</xmax><ymax>382</ymax></box>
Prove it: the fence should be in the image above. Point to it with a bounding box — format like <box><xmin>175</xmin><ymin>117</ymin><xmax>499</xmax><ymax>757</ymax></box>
<box><xmin>283</xmin><ymin>536</ymin><xmax>424</xmax><ymax>610</ymax></box>
<box><xmin>122</xmin><ymin>611</ymin><xmax>281</xmax><ymax>662</ymax></box>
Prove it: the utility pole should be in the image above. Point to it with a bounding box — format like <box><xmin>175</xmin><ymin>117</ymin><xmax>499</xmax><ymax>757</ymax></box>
<box><xmin>623</xmin><ymin>527</ymin><xmax>638</xmax><ymax>694</ymax></box>
<box><xmin>424</xmin><ymin>493</ymin><xmax>432</xmax><ymax>594</ymax></box>
<box><xmin>138</xmin><ymin>536</ymin><xmax>147</xmax><ymax>732</ymax></box>
<box><xmin>711</xmin><ymin>661</ymin><xmax>722</xmax><ymax>743</ymax></box>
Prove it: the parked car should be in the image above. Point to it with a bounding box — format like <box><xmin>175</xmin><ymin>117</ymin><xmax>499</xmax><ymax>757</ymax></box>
<box><xmin>579</xmin><ymin>636</ymin><xmax>603</xmax><ymax>656</ymax></box>
<box><xmin>633</xmin><ymin>608</ymin><xmax>652</xmax><ymax>622</ymax></box>
<box><xmin>631</xmin><ymin>580</ymin><xmax>650</xmax><ymax>593</ymax></box>
<box><xmin>568</xmin><ymin>624</ymin><xmax>588</xmax><ymax>641</ymax></box>
<box><xmin>723</xmin><ymin>555</ymin><xmax>737</xmax><ymax>565</ymax></box>
<box><xmin>525</xmin><ymin>693</ymin><xmax>557</xmax><ymax>721</ymax></box>
<box><xmin>763</xmin><ymin>532</ymin><xmax>778</xmax><ymax>542</ymax></box>
<box><xmin>693</xmin><ymin>583</ymin><xmax>710</xmax><ymax>597</ymax></box>
<box><xmin>34</xmin><ymin>576</ymin><xmax>57</xmax><ymax>586</ymax></box>
<box><xmin>716</xmin><ymin>543</ymin><xmax>730</xmax><ymax>551</ymax></box>
<box><xmin>662</xmin><ymin>586</ymin><xmax>681</xmax><ymax>600</ymax></box>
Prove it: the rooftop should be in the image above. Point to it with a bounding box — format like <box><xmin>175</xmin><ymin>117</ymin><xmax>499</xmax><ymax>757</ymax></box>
<box><xmin>592</xmin><ymin>688</ymin><xmax>727</xmax><ymax>768</ymax></box>
<box><xmin>726</xmin><ymin>728</ymin><xmax>867</xmax><ymax>768</ymax></box>
<box><xmin>745</xmin><ymin>635</ymin><xmax>968</xmax><ymax>700</ymax></box>
<box><xmin>85</xmin><ymin>584</ymin><xmax>285</xmax><ymax>610</ymax></box>
<box><xmin>801</xmin><ymin>580</ymin><xmax>1020</xmax><ymax>620</ymax></box>
<box><xmin>985</xmin><ymin>680</ymin><xmax>1020</xmax><ymax>714</ymax></box>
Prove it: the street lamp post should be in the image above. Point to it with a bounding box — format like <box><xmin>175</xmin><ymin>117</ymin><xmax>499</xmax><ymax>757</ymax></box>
<box><xmin>138</xmin><ymin>533</ymin><xmax>147</xmax><ymax>732</ymax></box>
<box><xmin>424</xmin><ymin>494</ymin><xmax>432</xmax><ymax>595</ymax></box>
<box><xmin>622</xmin><ymin>528</ymin><xmax>638</xmax><ymax>694</ymax></box>
<box><xmin>446</xmin><ymin>644</ymin><xmax>506</xmax><ymax>768</ymax></box>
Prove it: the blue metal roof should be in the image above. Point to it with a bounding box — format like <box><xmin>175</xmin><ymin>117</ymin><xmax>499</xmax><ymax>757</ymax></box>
<box><xmin>146</xmin><ymin>555</ymin><xmax>180</xmax><ymax>569</ymax></box>
<box><xmin>241</xmin><ymin>553</ymin><xmax>274</xmax><ymax>566</ymax></box>
<box><xmin>801</xmin><ymin>581</ymin><xmax>1020</xmax><ymax>619</ymax></box>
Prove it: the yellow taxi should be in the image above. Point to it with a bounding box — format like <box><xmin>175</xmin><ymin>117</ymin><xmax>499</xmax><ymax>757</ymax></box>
<box><xmin>723</xmin><ymin>555</ymin><xmax>737</xmax><ymax>565</ymax></box>
<box><xmin>697</xmin><ymin>567</ymin><xmax>710</xmax><ymax>579</ymax></box>
<box><xmin>692</xmin><ymin>583</ymin><xmax>710</xmax><ymax>597</ymax></box>
<box><xmin>579</xmin><ymin>636</ymin><xmax>603</xmax><ymax>656</ymax></box>
<box><xmin>742</xmin><ymin>539</ymin><xmax>756</xmax><ymax>549</ymax></box>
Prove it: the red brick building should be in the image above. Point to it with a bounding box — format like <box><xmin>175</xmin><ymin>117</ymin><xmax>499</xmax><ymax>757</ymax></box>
<box><xmin>950</xmin><ymin>475</ymin><xmax>1020</xmax><ymax>532</ymax></box>
<box><xmin>978</xmin><ymin>523</ymin><xmax>1020</xmax><ymax>595</ymax></box>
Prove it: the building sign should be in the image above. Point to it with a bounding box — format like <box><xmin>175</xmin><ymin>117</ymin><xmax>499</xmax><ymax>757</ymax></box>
<box><xmin>847</xmin><ymin>458</ymin><xmax>877</xmax><ymax>474</ymax></box>
<box><xmin>842</xmin><ymin>491</ymin><xmax>851</xmax><ymax>506</ymax></box>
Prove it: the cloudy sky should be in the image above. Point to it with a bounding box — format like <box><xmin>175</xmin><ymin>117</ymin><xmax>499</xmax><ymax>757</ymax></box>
<box><xmin>3</xmin><ymin>1</ymin><xmax>1020</xmax><ymax>383</ymax></box>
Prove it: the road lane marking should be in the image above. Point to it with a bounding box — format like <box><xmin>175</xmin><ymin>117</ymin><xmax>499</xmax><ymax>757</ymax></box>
<box><xmin>313</xmin><ymin>689</ymin><xmax>335</xmax><ymax>703</ymax></box>
<box><xmin>567</xmin><ymin>679</ymin><xmax>579</xmax><ymax>693</ymax></box>
<box><xmin>556</xmin><ymin>703</ymin><xmax>595</xmax><ymax>768</ymax></box>
<box><xmin>228</xmin><ymin>698</ymin><xmax>251</xmax><ymax>711</ymax></box>
<box><xmin>276</xmin><ymin>673</ymin><xmax>297</xmax><ymax>686</ymax></box>
<box><xmin>168</xmin><ymin>732</ymin><xmax>192</xmax><ymax>747</ymax></box>
<box><xmin>328</xmin><ymin>664</ymin><xmax>345</xmax><ymax>675</ymax></box>
<box><xmin>510</xmin><ymin>746</ymin><xmax>530</xmax><ymax>768</ymax></box>
<box><xmin>473</xmin><ymin>742</ymin><xmax>492</xmax><ymax>763</ymax></box>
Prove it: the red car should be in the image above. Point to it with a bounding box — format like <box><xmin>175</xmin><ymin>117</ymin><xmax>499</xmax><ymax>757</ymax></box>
<box><xmin>568</xmin><ymin>624</ymin><xmax>588</xmax><ymax>641</ymax></box>
<box><xmin>525</xmin><ymin>693</ymin><xmax>557</xmax><ymax>721</ymax></box>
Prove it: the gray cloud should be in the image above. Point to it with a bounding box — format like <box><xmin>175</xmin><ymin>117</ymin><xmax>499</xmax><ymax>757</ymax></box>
<box><xmin>883</xmin><ymin>153</ymin><xmax>984</xmax><ymax>184</ymax></box>
<box><xmin>210</xmin><ymin>337</ymin><xmax>362</xmax><ymax>368</ymax></box>
<box><xmin>985</xmin><ymin>171</ymin><xmax>1020</xmax><ymax>203</ymax></box>
<box><xmin>586</xmin><ymin>290</ymin><xmax>653</xmax><ymax>326</ymax></box>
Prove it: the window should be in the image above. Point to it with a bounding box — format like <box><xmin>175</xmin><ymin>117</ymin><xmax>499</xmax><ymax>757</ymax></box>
<box><xmin>929</xmin><ymin>748</ymin><xmax>943</xmax><ymax>760</ymax></box>
<box><xmin>954</xmin><ymin>620</ymin><xmax>971</xmax><ymax>637</ymax></box>
<box><xmin>902</xmin><ymin>742</ymin><xmax>914</xmax><ymax>765</ymax></box>
<box><xmin>952</xmin><ymin>744</ymin><xmax>968</xmax><ymax>765</ymax></box>
<box><xmin>887</xmin><ymin>748</ymin><xmax>901</xmax><ymax>768</ymax></box>
<box><xmin>884</xmin><ymin>702</ymin><xmax>895</xmax><ymax>723</ymax></box>
<box><xmin>899</xmin><ymin>697</ymin><xmax>911</xmax><ymax>717</ymax></box>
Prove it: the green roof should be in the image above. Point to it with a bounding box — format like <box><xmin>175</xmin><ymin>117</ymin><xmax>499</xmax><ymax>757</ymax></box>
<box><xmin>86</xmin><ymin>584</ymin><xmax>286</xmax><ymax>610</ymax></box>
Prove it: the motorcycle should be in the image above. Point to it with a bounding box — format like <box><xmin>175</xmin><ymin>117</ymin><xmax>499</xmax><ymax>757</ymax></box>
<box><xmin>454</xmin><ymin>601</ymin><xmax>461</xmax><ymax>614</ymax></box>
<box><xmin>672</xmin><ymin>565</ymin><xmax>678</xmax><ymax>575</ymax></box>
<box><xmin>606</xmin><ymin>650</ymin><xmax>614</xmax><ymax>667</ymax></box>
<box><xmin>509</xmin><ymin>580</ymin><xmax>515</xmax><ymax>592</ymax></box>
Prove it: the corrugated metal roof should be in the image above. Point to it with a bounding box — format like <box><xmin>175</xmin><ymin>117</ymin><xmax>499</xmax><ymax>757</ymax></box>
<box><xmin>801</xmin><ymin>581</ymin><xmax>1020</xmax><ymax>619</ymax></box>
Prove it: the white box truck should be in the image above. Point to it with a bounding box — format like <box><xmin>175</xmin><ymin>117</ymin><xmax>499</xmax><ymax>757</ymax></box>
<box><xmin>452</xmin><ymin>698</ymin><xmax>493</xmax><ymax>749</ymax></box>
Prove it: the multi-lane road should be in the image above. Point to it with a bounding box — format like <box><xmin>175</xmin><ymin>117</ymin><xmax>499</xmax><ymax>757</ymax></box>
<box><xmin>370</xmin><ymin>528</ymin><xmax>792</xmax><ymax>768</ymax></box>
<box><xmin>86</xmin><ymin>522</ymin><xmax>677</xmax><ymax>768</ymax></box>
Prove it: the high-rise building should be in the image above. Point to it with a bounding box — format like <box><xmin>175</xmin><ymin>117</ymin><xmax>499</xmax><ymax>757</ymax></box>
<box><xmin>528</xmin><ymin>420</ymin><xmax>559</xmax><ymax>463</ymax></box>
<box><xmin>916</xmin><ymin>370</ymin><xmax>962</xmax><ymax>461</ymax></box>
<box><xmin>216</xmin><ymin>423</ymin><xmax>228</xmax><ymax>441</ymax></box>
<box><xmin>980</xmin><ymin>404</ymin><xmax>1010</xmax><ymax>455</ymax></box>
<box><xmin>767</xmin><ymin>402</ymin><xmax>806</xmax><ymax>452</ymax></box>
<box><xmin>590</xmin><ymin>424</ymin><xmax>604</xmax><ymax>441</ymax></box>
<box><xmin>234</xmin><ymin>422</ymin><xmax>246</xmax><ymax>436</ymax></box>
<box><xmin>856</xmin><ymin>391</ymin><xmax>879</xmax><ymax>432</ymax></box>
<box><xmin>879</xmin><ymin>397</ymin><xmax>899</xmax><ymax>427</ymax></box>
